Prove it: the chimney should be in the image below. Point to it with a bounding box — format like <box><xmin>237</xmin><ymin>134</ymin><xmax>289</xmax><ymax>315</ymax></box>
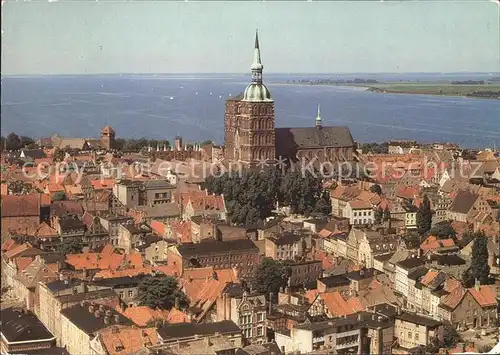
<box><xmin>474</xmin><ymin>279</ymin><xmax>480</xmax><ymax>291</ymax></box>
<box><xmin>174</xmin><ymin>297</ymin><xmax>180</xmax><ymax>309</ymax></box>
<box><xmin>268</xmin><ymin>292</ymin><xmax>273</xmax><ymax>315</ymax></box>
<box><xmin>89</xmin><ymin>305</ymin><xmax>94</xmax><ymax>314</ymax></box>
<box><xmin>114</xmin><ymin>314</ymin><xmax>120</xmax><ymax>323</ymax></box>
<box><xmin>396</xmin><ymin>305</ymin><xmax>402</xmax><ymax>315</ymax></box>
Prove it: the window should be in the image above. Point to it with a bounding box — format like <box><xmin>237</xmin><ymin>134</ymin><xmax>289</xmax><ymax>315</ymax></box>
<box><xmin>257</xmin><ymin>326</ymin><xmax>263</xmax><ymax>336</ymax></box>
<box><xmin>128</xmin><ymin>290</ymin><xmax>133</xmax><ymax>298</ymax></box>
<box><xmin>415</xmin><ymin>333</ymin><xmax>419</xmax><ymax>341</ymax></box>
<box><xmin>408</xmin><ymin>332</ymin><xmax>412</xmax><ymax>339</ymax></box>
<box><xmin>119</xmin><ymin>292</ymin><xmax>124</xmax><ymax>298</ymax></box>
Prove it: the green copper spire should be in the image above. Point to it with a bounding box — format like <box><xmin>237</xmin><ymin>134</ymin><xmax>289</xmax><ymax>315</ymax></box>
<box><xmin>315</xmin><ymin>104</ymin><xmax>322</xmax><ymax>127</ymax></box>
<box><xmin>251</xmin><ymin>29</ymin><xmax>263</xmax><ymax>75</ymax></box>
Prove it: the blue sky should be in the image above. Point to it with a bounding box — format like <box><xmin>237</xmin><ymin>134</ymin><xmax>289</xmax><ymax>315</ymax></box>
<box><xmin>1</xmin><ymin>1</ymin><xmax>499</xmax><ymax>74</ymax></box>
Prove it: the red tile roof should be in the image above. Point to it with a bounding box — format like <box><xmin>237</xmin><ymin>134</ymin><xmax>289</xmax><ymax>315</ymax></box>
<box><xmin>98</xmin><ymin>326</ymin><xmax>158</xmax><ymax>355</ymax></box>
<box><xmin>420</xmin><ymin>236</ymin><xmax>455</xmax><ymax>252</ymax></box>
<box><xmin>117</xmin><ymin>306</ymin><xmax>169</xmax><ymax>327</ymax></box>
<box><xmin>468</xmin><ymin>285</ymin><xmax>497</xmax><ymax>307</ymax></box>
<box><xmin>2</xmin><ymin>239</ymin><xmax>19</xmax><ymax>252</ymax></box>
<box><xmin>34</xmin><ymin>222</ymin><xmax>58</xmax><ymax>238</ymax></box>
<box><xmin>320</xmin><ymin>291</ymin><xmax>364</xmax><ymax>317</ymax></box>
<box><xmin>1</xmin><ymin>194</ymin><xmax>40</xmax><ymax>217</ymax></box>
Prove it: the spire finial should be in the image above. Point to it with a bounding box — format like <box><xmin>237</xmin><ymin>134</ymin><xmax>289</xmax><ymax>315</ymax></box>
<box><xmin>250</xmin><ymin>30</ymin><xmax>263</xmax><ymax>82</ymax></box>
<box><xmin>315</xmin><ymin>104</ymin><xmax>322</xmax><ymax>128</ymax></box>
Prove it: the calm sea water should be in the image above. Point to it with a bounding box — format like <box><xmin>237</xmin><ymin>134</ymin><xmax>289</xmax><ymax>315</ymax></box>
<box><xmin>1</xmin><ymin>74</ymin><xmax>499</xmax><ymax>148</ymax></box>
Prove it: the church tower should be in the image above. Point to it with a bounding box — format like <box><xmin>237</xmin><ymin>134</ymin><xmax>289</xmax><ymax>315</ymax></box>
<box><xmin>100</xmin><ymin>125</ymin><xmax>115</xmax><ymax>150</ymax></box>
<box><xmin>224</xmin><ymin>30</ymin><xmax>275</xmax><ymax>163</ymax></box>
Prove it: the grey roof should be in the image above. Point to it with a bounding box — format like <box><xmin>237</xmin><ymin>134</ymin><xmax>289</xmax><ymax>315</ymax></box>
<box><xmin>60</xmin><ymin>302</ymin><xmax>133</xmax><ymax>335</ymax></box>
<box><xmin>59</xmin><ymin>215</ymin><xmax>86</xmax><ymax>231</ymax></box>
<box><xmin>135</xmin><ymin>203</ymin><xmax>180</xmax><ymax>218</ymax></box>
<box><xmin>448</xmin><ymin>190</ymin><xmax>479</xmax><ymax>214</ymax></box>
<box><xmin>396</xmin><ymin>311</ymin><xmax>441</xmax><ymax>328</ymax></box>
<box><xmin>275</xmin><ymin>126</ymin><xmax>354</xmax><ymax>149</ymax></box>
<box><xmin>19</xmin><ymin>149</ymin><xmax>47</xmax><ymax>159</ymax></box>
<box><xmin>346</xmin><ymin>267</ymin><xmax>376</xmax><ymax>281</ymax></box>
<box><xmin>408</xmin><ymin>267</ymin><xmax>429</xmax><ymax>281</ymax></box>
<box><xmin>177</xmin><ymin>239</ymin><xmax>258</xmax><ymax>257</ymax></box>
<box><xmin>396</xmin><ymin>257</ymin><xmax>426</xmax><ymax>270</ymax></box>
<box><xmin>317</xmin><ymin>275</ymin><xmax>350</xmax><ymax>287</ymax></box>
<box><xmin>271</xmin><ymin>232</ymin><xmax>302</xmax><ymax>246</ymax></box>
<box><xmin>1</xmin><ymin>307</ymin><xmax>54</xmax><ymax>343</ymax></box>
<box><xmin>143</xmin><ymin>180</ymin><xmax>176</xmax><ymax>189</ymax></box>
<box><xmin>156</xmin><ymin>320</ymin><xmax>241</xmax><ymax>341</ymax></box>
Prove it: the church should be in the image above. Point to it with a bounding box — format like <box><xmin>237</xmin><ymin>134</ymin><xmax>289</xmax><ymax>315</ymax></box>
<box><xmin>224</xmin><ymin>31</ymin><xmax>356</xmax><ymax>165</ymax></box>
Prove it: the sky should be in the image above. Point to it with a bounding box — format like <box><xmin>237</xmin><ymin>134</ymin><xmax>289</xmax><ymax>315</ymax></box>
<box><xmin>1</xmin><ymin>1</ymin><xmax>499</xmax><ymax>75</ymax></box>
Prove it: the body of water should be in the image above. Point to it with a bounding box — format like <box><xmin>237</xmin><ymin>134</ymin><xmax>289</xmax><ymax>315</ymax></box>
<box><xmin>1</xmin><ymin>73</ymin><xmax>499</xmax><ymax>148</ymax></box>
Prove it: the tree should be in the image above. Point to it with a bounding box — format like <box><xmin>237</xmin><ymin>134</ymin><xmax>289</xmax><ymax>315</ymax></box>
<box><xmin>429</xmin><ymin>221</ymin><xmax>457</xmax><ymax>240</ymax></box>
<box><xmin>6</xmin><ymin>133</ymin><xmax>22</xmax><ymax>151</ymax></box>
<box><xmin>313</xmin><ymin>191</ymin><xmax>331</xmax><ymax>216</ymax></box>
<box><xmin>458</xmin><ymin>230</ymin><xmax>475</xmax><ymax>248</ymax></box>
<box><xmin>370</xmin><ymin>184</ymin><xmax>382</xmax><ymax>195</ymax></box>
<box><xmin>426</xmin><ymin>323</ymin><xmax>462</xmax><ymax>353</ymax></box>
<box><xmin>374</xmin><ymin>208</ymin><xmax>383</xmax><ymax>224</ymax></box>
<box><xmin>416</xmin><ymin>195</ymin><xmax>432</xmax><ymax>235</ymax></box>
<box><xmin>442</xmin><ymin>323</ymin><xmax>462</xmax><ymax>347</ymax></box>
<box><xmin>383</xmin><ymin>206</ymin><xmax>391</xmax><ymax>222</ymax></box>
<box><xmin>470</xmin><ymin>231</ymin><xmax>491</xmax><ymax>285</ymax></box>
<box><xmin>20</xmin><ymin>136</ymin><xmax>37</xmax><ymax>149</ymax></box>
<box><xmin>52</xmin><ymin>191</ymin><xmax>66</xmax><ymax>201</ymax></box>
<box><xmin>138</xmin><ymin>275</ymin><xmax>189</xmax><ymax>310</ymax></box>
<box><xmin>7</xmin><ymin>181</ymin><xmax>34</xmax><ymax>194</ymax></box>
<box><xmin>53</xmin><ymin>148</ymin><xmax>65</xmax><ymax>162</ymax></box>
<box><xmin>58</xmin><ymin>237</ymin><xmax>83</xmax><ymax>254</ymax></box>
<box><xmin>255</xmin><ymin>258</ymin><xmax>290</xmax><ymax>299</ymax></box>
<box><xmin>461</xmin><ymin>269</ymin><xmax>475</xmax><ymax>288</ymax></box>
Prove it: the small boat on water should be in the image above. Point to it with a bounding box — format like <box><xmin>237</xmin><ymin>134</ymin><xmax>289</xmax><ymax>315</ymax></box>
<box><xmin>169</xmin><ymin>96</ymin><xmax>174</xmax><ymax>100</ymax></box>
<box><xmin>209</xmin><ymin>92</ymin><xmax>212</xmax><ymax>95</ymax></box>
<box><xmin>195</xmin><ymin>92</ymin><xmax>198</xmax><ymax>95</ymax></box>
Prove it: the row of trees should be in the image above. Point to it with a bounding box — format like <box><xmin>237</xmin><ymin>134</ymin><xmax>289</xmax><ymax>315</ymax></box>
<box><xmin>359</xmin><ymin>142</ymin><xmax>389</xmax><ymax>154</ymax></box>
<box><xmin>203</xmin><ymin>167</ymin><xmax>331</xmax><ymax>226</ymax></box>
<box><xmin>1</xmin><ymin>133</ymin><xmax>37</xmax><ymax>151</ymax></box>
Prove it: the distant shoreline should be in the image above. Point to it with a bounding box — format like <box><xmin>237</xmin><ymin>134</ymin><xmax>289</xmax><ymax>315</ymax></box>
<box><xmin>273</xmin><ymin>81</ymin><xmax>500</xmax><ymax>99</ymax></box>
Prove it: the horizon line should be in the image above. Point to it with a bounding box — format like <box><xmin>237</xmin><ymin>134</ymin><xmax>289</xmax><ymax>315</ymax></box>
<box><xmin>3</xmin><ymin>71</ymin><xmax>500</xmax><ymax>78</ymax></box>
